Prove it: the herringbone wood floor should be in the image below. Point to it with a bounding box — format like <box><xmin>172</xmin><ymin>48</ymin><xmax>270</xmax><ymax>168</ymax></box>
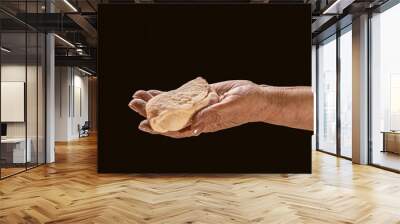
<box><xmin>1</xmin><ymin>135</ymin><xmax>400</xmax><ymax>224</ymax></box>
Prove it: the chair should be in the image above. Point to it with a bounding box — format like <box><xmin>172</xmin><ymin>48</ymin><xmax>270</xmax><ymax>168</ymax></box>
<box><xmin>79</xmin><ymin>121</ymin><xmax>90</xmax><ymax>138</ymax></box>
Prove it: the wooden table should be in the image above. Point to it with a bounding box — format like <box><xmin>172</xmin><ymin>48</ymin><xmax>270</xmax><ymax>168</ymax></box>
<box><xmin>381</xmin><ymin>131</ymin><xmax>400</xmax><ymax>154</ymax></box>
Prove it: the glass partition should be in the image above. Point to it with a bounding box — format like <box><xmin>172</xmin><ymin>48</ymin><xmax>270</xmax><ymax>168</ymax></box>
<box><xmin>0</xmin><ymin>2</ymin><xmax>46</xmax><ymax>179</ymax></box>
<box><xmin>1</xmin><ymin>31</ymin><xmax>28</xmax><ymax>177</ymax></box>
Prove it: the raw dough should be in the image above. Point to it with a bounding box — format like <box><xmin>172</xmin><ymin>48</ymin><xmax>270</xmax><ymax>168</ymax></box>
<box><xmin>146</xmin><ymin>77</ymin><xmax>214</xmax><ymax>133</ymax></box>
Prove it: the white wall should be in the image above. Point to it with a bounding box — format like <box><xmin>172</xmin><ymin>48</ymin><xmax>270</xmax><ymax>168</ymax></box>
<box><xmin>1</xmin><ymin>65</ymin><xmax>40</xmax><ymax>138</ymax></box>
<box><xmin>1</xmin><ymin>65</ymin><xmax>27</xmax><ymax>139</ymax></box>
<box><xmin>55</xmin><ymin>67</ymin><xmax>89</xmax><ymax>141</ymax></box>
<box><xmin>55</xmin><ymin>66</ymin><xmax>70</xmax><ymax>141</ymax></box>
<box><xmin>72</xmin><ymin>73</ymin><xmax>89</xmax><ymax>137</ymax></box>
<box><xmin>1</xmin><ymin>65</ymin><xmax>25</xmax><ymax>131</ymax></box>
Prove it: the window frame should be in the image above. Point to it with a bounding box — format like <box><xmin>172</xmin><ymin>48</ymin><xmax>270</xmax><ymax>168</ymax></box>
<box><xmin>316</xmin><ymin>23</ymin><xmax>353</xmax><ymax>160</ymax></box>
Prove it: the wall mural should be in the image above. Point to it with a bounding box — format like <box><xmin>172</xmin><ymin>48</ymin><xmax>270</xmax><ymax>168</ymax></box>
<box><xmin>98</xmin><ymin>4</ymin><xmax>312</xmax><ymax>173</ymax></box>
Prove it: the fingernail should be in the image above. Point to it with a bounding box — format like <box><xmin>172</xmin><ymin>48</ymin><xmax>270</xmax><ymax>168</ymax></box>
<box><xmin>138</xmin><ymin>124</ymin><xmax>147</xmax><ymax>131</ymax></box>
<box><xmin>193</xmin><ymin>129</ymin><xmax>199</xmax><ymax>135</ymax></box>
<box><xmin>139</xmin><ymin>126</ymin><xmax>149</xmax><ymax>132</ymax></box>
<box><xmin>128</xmin><ymin>102</ymin><xmax>135</xmax><ymax>110</ymax></box>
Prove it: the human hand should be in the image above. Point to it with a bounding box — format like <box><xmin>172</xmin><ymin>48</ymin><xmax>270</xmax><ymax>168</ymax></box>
<box><xmin>128</xmin><ymin>88</ymin><xmax>205</xmax><ymax>138</ymax></box>
<box><xmin>128</xmin><ymin>80</ymin><xmax>265</xmax><ymax>138</ymax></box>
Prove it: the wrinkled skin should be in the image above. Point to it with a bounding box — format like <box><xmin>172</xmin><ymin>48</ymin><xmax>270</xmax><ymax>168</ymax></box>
<box><xmin>129</xmin><ymin>80</ymin><xmax>314</xmax><ymax>138</ymax></box>
<box><xmin>128</xmin><ymin>80</ymin><xmax>266</xmax><ymax>138</ymax></box>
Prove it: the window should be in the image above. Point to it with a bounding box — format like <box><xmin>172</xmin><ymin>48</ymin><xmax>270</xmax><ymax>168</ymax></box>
<box><xmin>339</xmin><ymin>27</ymin><xmax>352</xmax><ymax>158</ymax></box>
<box><xmin>317</xmin><ymin>35</ymin><xmax>337</xmax><ymax>154</ymax></box>
<box><xmin>317</xmin><ymin>25</ymin><xmax>353</xmax><ymax>159</ymax></box>
<box><xmin>370</xmin><ymin>2</ymin><xmax>400</xmax><ymax>171</ymax></box>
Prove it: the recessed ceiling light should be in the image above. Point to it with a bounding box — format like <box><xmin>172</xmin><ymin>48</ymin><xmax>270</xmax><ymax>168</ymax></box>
<box><xmin>1</xmin><ymin>47</ymin><xmax>11</xmax><ymax>53</ymax></box>
<box><xmin>63</xmin><ymin>0</ymin><xmax>78</xmax><ymax>12</ymax></box>
<box><xmin>54</xmin><ymin>34</ymin><xmax>75</xmax><ymax>48</ymax></box>
<box><xmin>323</xmin><ymin>0</ymin><xmax>354</xmax><ymax>15</ymax></box>
<box><xmin>77</xmin><ymin>67</ymin><xmax>93</xmax><ymax>76</ymax></box>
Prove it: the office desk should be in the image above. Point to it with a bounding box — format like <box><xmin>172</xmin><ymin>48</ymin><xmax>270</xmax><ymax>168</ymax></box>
<box><xmin>1</xmin><ymin>138</ymin><xmax>31</xmax><ymax>164</ymax></box>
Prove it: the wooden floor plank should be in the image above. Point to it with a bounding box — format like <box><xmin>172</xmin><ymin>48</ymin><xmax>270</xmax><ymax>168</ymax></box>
<box><xmin>0</xmin><ymin>135</ymin><xmax>400</xmax><ymax>223</ymax></box>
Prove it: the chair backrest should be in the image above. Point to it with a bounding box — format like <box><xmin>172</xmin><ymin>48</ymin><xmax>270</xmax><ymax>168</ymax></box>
<box><xmin>82</xmin><ymin>121</ymin><xmax>90</xmax><ymax>129</ymax></box>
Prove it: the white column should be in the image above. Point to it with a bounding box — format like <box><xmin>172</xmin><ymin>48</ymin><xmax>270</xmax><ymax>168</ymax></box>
<box><xmin>45</xmin><ymin>1</ymin><xmax>56</xmax><ymax>163</ymax></box>
<box><xmin>352</xmin><ymin>14</ymin><xmax>369</xmax><ymax>164</ymax></box>
<box><xmin>46</xmin><ymin>32</ymin><xmax>55</xmax><ymax>163</ymax></box>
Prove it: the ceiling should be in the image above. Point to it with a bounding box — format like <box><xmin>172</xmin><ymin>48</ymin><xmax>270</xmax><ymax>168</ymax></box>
<box><xmin>0</xmin><ymin>0</ymin><xmax>392</xmax><ymax>74</ymax></box>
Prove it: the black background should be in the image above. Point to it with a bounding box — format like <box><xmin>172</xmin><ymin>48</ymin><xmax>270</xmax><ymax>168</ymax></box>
<box><xmin>98</xmin><ymin>4</ymin><xmax>312</xmax><ymax>173</ymax></box>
